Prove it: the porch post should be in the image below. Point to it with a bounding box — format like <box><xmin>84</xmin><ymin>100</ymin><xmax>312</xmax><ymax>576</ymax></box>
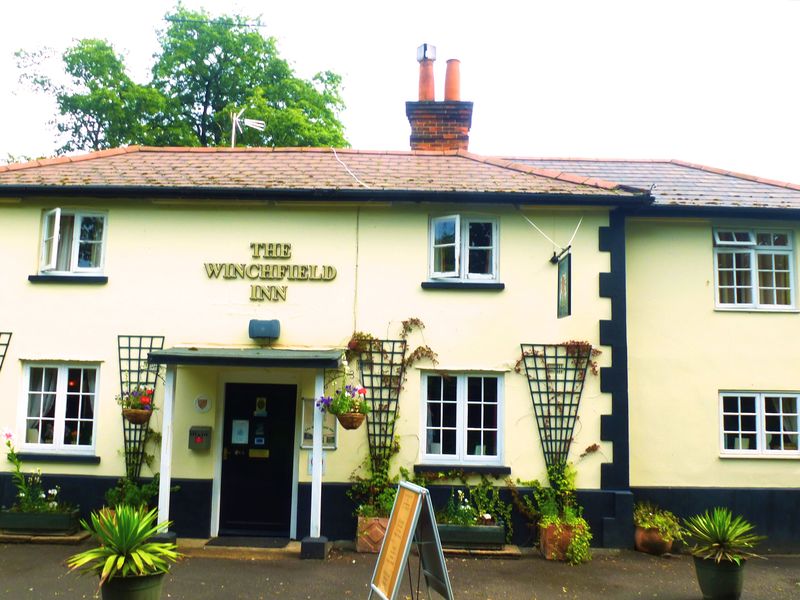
<box><xmin>157</xmin><ymin>364</ymin><xmax>176</xmax><ymax>530</ymax></box>
<box><xmin>301</xmin><ymin>369</ymin><xmax>329</xmax><ymax>559</ymax></box>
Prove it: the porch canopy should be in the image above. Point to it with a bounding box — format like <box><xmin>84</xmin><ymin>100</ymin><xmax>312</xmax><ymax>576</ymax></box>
<box><xmin>148</xmin><ymin>347</ymin><xmax>342</xmax><ymax>369</ymax></box>
<box><xmin>146</xmin><ymin>346</ymin><xmax>341</xmax><ymax>544</ymax></box>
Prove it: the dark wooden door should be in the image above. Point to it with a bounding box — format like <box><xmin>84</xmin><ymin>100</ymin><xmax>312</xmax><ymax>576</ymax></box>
<box><xmin>219</xmin><ymin>383</ymin><xmax>296</xmax><ymax>536</ymax></box>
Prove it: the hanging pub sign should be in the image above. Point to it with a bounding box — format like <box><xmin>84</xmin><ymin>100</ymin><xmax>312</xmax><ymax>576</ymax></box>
<box><xmin>557</xmin><ymin>252</ymin><xmax>571</xmax><ymax>319</ymax></box>
<box><xmin>203</xmin><ymin>242</ymin><xmax>337</xmax><ymax>303</ymax></box>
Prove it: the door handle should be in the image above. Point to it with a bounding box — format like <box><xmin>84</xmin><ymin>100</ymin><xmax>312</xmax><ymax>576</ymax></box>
<box><xmin>223</xmin><ymin>447</ymin><xmax>229</xmax><ymax>461</ymax></box>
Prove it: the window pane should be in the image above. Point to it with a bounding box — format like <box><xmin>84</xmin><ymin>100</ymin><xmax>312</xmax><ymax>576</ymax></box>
<box><xmin>442</xmin><ymin>430</ymin><xmax>457</xmax><ymax>454</ymax></box>
<box><xmin>27</xmin><ymin>394</ymin><xmax>42</xmax><ymax>417</ymax></box>
<box><xmin>467</xmin><ymin>403</ymin><xmax>481</xmax><ymax>428</ymax></box>
<box><xmin>483</xmin><ymin>378</ymin><xmax>497</xmax><ymax>403</ymax></box>
<box><xmin>469</xmin><ymin>222</ymin><xmax>492</xmax><ymax>247</ymax></box>
<box><xmin>442</xmin><ymin>377</ymin><xmax>457</xmax><ymax>400</ymax></box>
<box><xmin>483</xmin><ymin>405</ymin><xmax>497</xmax><ymax>428</ymax></box>
<box><xmin>66</xmin><ymin>396</ymin><xmax>79</xmax><ymax>418</ymax></box>
<box><xmin>427</xmin><ymin>376</ymin><xmax>442</xmax><ymax>401</ymax></box>
<box><xmin>443</xmin><ymin>403</ymin><xmax>457</xmax><ymax>427</ymax></box>
<box><xmin>734</xmin><ymin>253</ymin><xmax>751</xmax><ymax>269</ymax></box>
<box><xmin>467</xmin><ymin>377</ymin><xmax>481</xmax><ymax>401</ymax></box>
<box><xmin>79</xmin><ymin>216</ymin><xmax>104</xmax><ymax>242</ymax></box>
<box><xmin>741</xmin><ymin>396</ymin><xmax>756</xmax><ymax>413</ymax></box>
<box><xmin>434</xmin><ymin>246</ymin><xmax>455</xmax><ymax>273</ymax></box>
<box><xmin>741</xmin><ymin>415</ymin><xmax>756</xmax><ymax>432</ymax></box>
<box><xmin>56</xmin><ymin>215</ymin><xmax>75</xmax><ymax>271</ymax></box>
<box><xmin>468</xmin><ymin>249</ymin><xmax>491</xmax><ymax>274</ymax></box>
<box><xmin>68</xmin><ymin>369</ymin><xmax>81</xmax><ymax>393</ymax></box>
<box><xmin>723</xmin><ymin>415</ymin><xmax>739</xmax><ymax>431</ymax></box>
<box><xmin>722</xmin><ymin>396</ymin><xmax>738</xmax><ymax>413</ymax></box>
<box><xmin>467</xmin><ymin>430</ymin><xmax>482</xmax><ymax>455</ymax></box>
<box><xmin>483</xmin><ymin>431</ymin><xmax>497</xmax><ymax>455</ymax></box>
<box><xmin>434</xmin><ymin>219</ymin><xmax>456</xmax><ymax>245</ymax></box>
<box><xmin>77</xmin><ymin>242</ymin><xmax>103</xmax><ymax>268</ymax></box>
<box><xmin>717</xmin><ymin>253</ymin><xmax>733</xmax><ymax>268</ymax></box>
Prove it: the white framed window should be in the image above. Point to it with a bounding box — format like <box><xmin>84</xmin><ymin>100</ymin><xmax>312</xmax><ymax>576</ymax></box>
<box><xmin>430</xmin><ymin>215</ymin><xmax>497</xmax><ymax>280</ymax></box>
<box><xmin>40</xmin><ymin>208</ymin><xmax>107</xmax><ymax>274</ymax></box>
<box><xmin>720</xmin><ymin>392</ymin><xmax>799</xmax><ymax>456</ymax></box>
<box><xmin>713</xmin><ymin>228</ymin><xmax>794</xmax><ymax>309</ymax></box>
<box><xmin>422</xmin><ymin>373</ymin><xmax>503</xmax><ymax>465</ymax></box>
<box><xmin>21</xmin><ymin>364</ymin><xmax>99</xmax><ymax>454</ymax></box>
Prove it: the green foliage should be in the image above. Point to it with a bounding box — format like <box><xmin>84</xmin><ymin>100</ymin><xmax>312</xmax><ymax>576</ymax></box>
<box><xmin>540</xmin><ymin>508</ymin><xmax>593</xmax><ymax>565</ymax></box>
<box><xmin>104</xmin><ymin>476</ymin><xmax>160</xmax><ymax>509</ymax></box>
<box><xmin>435</xmin><ymin>476</ymin><xmax>514</xmax><ymax>542</ymax></box>
<box><xmin>684</xmin><ymin>507</ymin><xmax>765</xmax><ymax>565</ymax></box>
<box><xmin>67</xmin><ymin>504</ymin><xmax>181</xmax><ymax>587</ymax></box>
<box><xmin>349</xmin><ymin>454</ymin><xmax>398</xmax><ymax>519</ymax></box>
<box><xmin>17</xmin><ymin>5</ymin><xmax>348</xmax><ymax>154</ymax></box>
<box><xmin>633</xmin><ymin>501</ymin><xmax>684</xmax><ymax>543</ymax></box>
<box><xmin>3</xmin><ymin>435</ymin><xmax>73</xmax><ymax>513</ymax></box>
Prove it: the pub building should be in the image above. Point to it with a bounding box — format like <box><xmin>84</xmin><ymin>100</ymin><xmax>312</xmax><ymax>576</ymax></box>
<box><xmin>1</xmin><ymin>46</ymin><xmax>798</xmax><ymax>552</ymax></box>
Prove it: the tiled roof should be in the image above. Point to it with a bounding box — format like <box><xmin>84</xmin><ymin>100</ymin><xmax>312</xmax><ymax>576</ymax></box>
<box><xmin>508</xmin><ymin>158</ymin><xmax>800</xmax><ymax>210</ymax></box>
<box><xmin>0</xmin><ymin>147</ymin><xmax>637</xmax><ymax>198</ymax></box>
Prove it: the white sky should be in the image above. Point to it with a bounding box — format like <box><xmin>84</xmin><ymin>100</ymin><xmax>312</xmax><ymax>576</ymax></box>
<box><xmin>1</xmin><ymin>0</ymin><xmax>798</xmax><ymax>183</ymax></box>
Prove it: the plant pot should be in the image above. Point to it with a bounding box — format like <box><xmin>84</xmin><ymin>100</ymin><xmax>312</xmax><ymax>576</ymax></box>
<box><xmin>122</xmin><ymin>409</ymin><xmax>152</xmax><ymax>425</ymax></box>
<box><xmin>539</xmin><ymin>523</ymin><xmax>574</xmax><ymax>561</ymax></box>
<box><xmin>336</xmin><ymin>412</ymin><xmax>365</xmax><ymax>430</ymax></box>
<box><xmin>0</xmin><ymin>508</ymin><xmax>80</xmax><ymax>534</ymax></box>
<box><xmin>101</xmin><ymin>573</ymin><xmax>166</xmax><ymax>600</ymax></box>
<box><xmin>634</xmin><ymin>526</ymin><xmax>673</xmax><ymax>555</ymax></box>
<box><xmin>693</xmin><ymin>557</ymin><xmax>745</xmax><ymax>600</ymax></box>
<box><xmin>437</xmin><ymin>523</ymin><xmax>505</xmax><ymax>550</ymax></box>
<box><xmin>356</xmin><ymin>515</ymin><xmax>389</xmax><ymax>553</ymax></box>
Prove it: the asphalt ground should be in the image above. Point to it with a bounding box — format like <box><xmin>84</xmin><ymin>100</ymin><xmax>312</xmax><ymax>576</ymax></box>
<box><xmin>0</xmin><ymin>541</ymin><xmax>798</xmax><ymax>599</ymax></box>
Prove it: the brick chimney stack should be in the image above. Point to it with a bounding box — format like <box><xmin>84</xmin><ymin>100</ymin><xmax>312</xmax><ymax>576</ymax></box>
<box><xmin>406</xmin><ymin>44</ymin><xmax>474</xmax><ymax>152</ymax></box>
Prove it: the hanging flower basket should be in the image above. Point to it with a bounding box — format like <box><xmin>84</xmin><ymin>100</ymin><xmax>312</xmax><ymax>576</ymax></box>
<box><xmin>122</xmin><ymin>409</ymin><xmax>152</xmax><ymax>425</ymax></box>
<box><xmin>336</xmin><ymin>412</ymin><xmax>366</xmax><ymax>430</ymax></box>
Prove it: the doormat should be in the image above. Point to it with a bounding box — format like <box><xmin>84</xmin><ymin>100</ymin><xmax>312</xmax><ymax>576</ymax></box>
<box><xmin>206</xmin><ymin>536</ymin><xmax>290</xmax><ymax>549</ymax></box>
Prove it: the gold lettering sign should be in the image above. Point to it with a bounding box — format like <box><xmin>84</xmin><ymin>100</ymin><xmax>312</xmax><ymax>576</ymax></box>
<box><xmin>205</xmin><ymin>243</ymin><xmax>337</xmax><ymax>302</ymax></box>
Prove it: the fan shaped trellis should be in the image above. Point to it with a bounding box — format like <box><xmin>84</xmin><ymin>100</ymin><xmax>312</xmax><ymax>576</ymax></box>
<box><xmin>358</xmin><ymin>339</ymin><xmax>407</xmax><ymax>466</ymax></box>
<box><xmin>519</xmin><ymin>342</ymin><xmax>594</xmax><ymax>468</ymax></box>
<box><xmin>117</xmin><ymin>335</ymin><xmax>165</xmax><ymax>480</ymax></box>
<box><xmin>0</xmin><ymin>332</ymin><xmax>11</xmax><ymax>373</ymax></box>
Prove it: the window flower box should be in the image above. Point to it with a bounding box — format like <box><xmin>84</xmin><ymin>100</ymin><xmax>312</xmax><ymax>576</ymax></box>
<box><xmin>0</xmin><ymin>508</ymin><xmax>80</xmax><ymax>535</ymax></box>
<box><xmin>436</xmin><ymin>523</ymin><xmax>505</xmax><ymax>550</ymax></box>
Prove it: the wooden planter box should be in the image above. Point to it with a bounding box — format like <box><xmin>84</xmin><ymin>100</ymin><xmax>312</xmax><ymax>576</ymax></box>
<box><xmin>0</xmin><ymin>509</ymin><xmax>80</xmax><ymax>535</ymax></box>
<box><xmin>437</xmin><ymin>524</ymin><xmax>505</xmax><ymax>550</ymax></box>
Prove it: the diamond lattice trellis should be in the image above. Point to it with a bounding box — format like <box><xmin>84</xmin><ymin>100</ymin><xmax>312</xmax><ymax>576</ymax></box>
<box><xmin>0</xmin><ymin>332</ymin><xmax>11</xmax><ymax>373</ymax></box>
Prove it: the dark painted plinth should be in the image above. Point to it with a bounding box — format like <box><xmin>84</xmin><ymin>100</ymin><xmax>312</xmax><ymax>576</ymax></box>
<box><xmin>300</xmin><ymin>536</ymin><xmax>331</xmax><ymax>559</ymax></box>
<box><xmin>149</xmin><ymin>530</ymin><xmax>178</xmax><ymax>545</ymax></box>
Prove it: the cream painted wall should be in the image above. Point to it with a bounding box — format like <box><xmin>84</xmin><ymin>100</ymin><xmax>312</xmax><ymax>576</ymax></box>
<box><xmin>627</xmin><ymin>217</ymin><xmax>800</xmax><ymax>487</ymax></box>
<box><xmin>0</xmin><ymin>199</ymin><xmax>612</xmax><ymax>489</ymax></box>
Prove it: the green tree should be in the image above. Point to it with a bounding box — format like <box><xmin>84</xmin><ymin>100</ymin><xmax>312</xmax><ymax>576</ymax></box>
<box><xmin>17</xmin><ymin>5</ymin><xmax>348</xmax><ymax>153</ymax></box>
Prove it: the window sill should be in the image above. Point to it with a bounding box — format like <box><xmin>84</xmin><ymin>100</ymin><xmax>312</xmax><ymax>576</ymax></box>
<box><xmin>719</xmin><ymin>452</ymin><xmax>798</xmax><ymax>460</ymax></box>
<box><xmin>714</xmin><ymin>306</ymin><xmax>799</xmax><ymax>313</ymax></box>
<box><xmin>28</xmin><ymin>275</ymin><xmax>108</xmax><ymax>284</ymax></box>
<box><xmin>421</xmin><ymin>281</ymin><xmax>505</xmax><ymax>291</ymax></box>
<box><xmin>413</xmin><ymin>464</ymin><xmax>511</xmax><ymax>475</ymax></box>
<box><xmin>12</xmin><ymin>452</ymin><xmax>100</xmax><ymax>464</ymax></box>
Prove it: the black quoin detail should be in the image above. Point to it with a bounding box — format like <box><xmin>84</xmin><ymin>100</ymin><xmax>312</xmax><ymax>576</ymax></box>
<box><xmin>597</xmin><ymin>209</ymin><xmax>630</xmax><ymax>490</ymax></box>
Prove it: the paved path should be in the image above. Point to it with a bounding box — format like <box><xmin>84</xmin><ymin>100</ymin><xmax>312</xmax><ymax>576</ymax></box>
<box><xmin>1</xmin><ymin>542</ymin><xmax>798</xmax><ymax>599</ymax></box>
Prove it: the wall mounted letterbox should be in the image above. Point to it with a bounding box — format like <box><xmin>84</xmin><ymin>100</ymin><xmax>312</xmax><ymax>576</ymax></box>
<box><xmin>189</xmin><ymin>426</ymin><xmax>212</xmax><ymax>450</ymax></box>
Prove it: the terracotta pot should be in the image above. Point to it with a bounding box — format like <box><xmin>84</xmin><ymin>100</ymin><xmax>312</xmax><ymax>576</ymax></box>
<box><xmin>356</xmin><ymin>516</ymin><xmax>389</xmax><ymax>553</ymax></box>
<box><xmin>122</xmin><ymin>409</ymin><xmax>152</xmax><ymax>425</ymax></box>
<box><xmin>635</xmin><ymin>526</ymin><xmax>673</xmax><ymax>555</ymax></box>
<box><xmin>539</xmin><ymin>523</ymin><xmax>574</xmax><ymax>561</ymax></box>
<box><xmin>336</xmin><ymin>412</ymin><xmax>365</xmax><ymax>430</ymax></box>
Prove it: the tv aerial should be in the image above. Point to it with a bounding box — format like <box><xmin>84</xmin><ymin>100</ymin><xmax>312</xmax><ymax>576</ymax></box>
<box><xmin>230</xmin><ymin>108</ymin><xmax>265</xmax><ymax>147</ymax></box>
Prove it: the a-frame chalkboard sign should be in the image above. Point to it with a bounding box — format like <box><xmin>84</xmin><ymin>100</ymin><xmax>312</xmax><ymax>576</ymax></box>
<box><xmin>368</xmin><ymin>481</ymin><xmax>453</xmax><ymax>600</ymax></box>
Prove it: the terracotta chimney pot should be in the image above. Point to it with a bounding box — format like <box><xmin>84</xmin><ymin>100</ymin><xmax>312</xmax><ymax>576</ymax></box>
<box><xmin>444</xmin><ymin>59</ymin><xmax>461</xmax><ymax>101</ymax></box>
<box><xmin>417</xmin><ymin>43</ymin><xmax>436</xmax><ymax>101</ymax></box>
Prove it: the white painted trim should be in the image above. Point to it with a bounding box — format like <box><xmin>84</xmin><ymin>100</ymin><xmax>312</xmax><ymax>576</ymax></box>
<box><xmin>157</xmin><ymin>365</ymin><xmax>177</xmax><ymax>529</ymax></box>
<box><xmin>310</xmin><ymin>371</ymin><xmax>324</xmax><ymax>538</ymax></box>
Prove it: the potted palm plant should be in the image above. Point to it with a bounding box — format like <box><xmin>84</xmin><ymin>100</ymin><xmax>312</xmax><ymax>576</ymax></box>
<box><xmin>684</xmin><ymin>507</ymin><xmax>764</xmax><ymax>600</ymax></box>
<box><xmin>67</xmin><ymin>504</ymin><xmax>181</xmax><ymax>599</ymax></box>
<box><xmin>633</xmin><ymin>501</ymin><xmax>684</xmax><ymax>555</ymax></box>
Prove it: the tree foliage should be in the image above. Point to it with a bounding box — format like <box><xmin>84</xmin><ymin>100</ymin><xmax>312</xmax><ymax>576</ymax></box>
<box><xmin>18</xmin><ymin>5</ymin><xmax>348</xmax><ymax>154</ymax></box>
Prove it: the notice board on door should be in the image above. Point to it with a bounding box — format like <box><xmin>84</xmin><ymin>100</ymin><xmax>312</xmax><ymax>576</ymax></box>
<box><xmin>368</xmin><ymin>481</ymin><xmax>452</xmax><ymax>600</ymax></box>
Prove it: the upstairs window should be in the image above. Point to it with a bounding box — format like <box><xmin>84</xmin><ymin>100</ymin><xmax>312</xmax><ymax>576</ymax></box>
<box><xmin>430</xmin><ymin>215</ymin><xmax>497</xmax><ymax>280</ymax></box>
<box><xmin>40</xmin><ymin>209</ymin><xmax>106</xmax><ymax>274</ymax></box>
<box><xmin>713</xmin><ymin>229</ymin><xmax>794</xmax><ymax>309</ymax></box>
<box><xmin>720</xmin><ymin>392</ymin><xmax>799</xmax><ymax>456</ymax></box>
<box><xmin>23</xmin><ymin>364</ymin><xmax>98</xmax><ymax>453</ymax></box>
